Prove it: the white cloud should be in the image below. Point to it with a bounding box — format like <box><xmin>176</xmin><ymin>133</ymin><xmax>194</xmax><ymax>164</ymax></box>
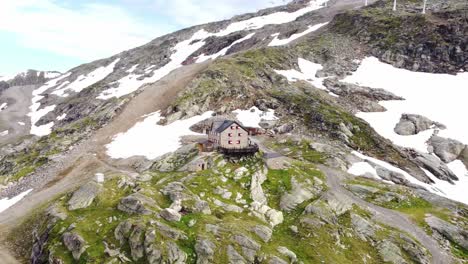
<box><xmin>0</xmin><ymin>0</ymin><xmax>163</xmax><ymax>62</ymax></box>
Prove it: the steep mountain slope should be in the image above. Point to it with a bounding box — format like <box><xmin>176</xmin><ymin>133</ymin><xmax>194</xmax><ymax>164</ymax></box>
<box><xmin>0</xmin><ymin>0</ymin><xmax>467</xmax><ymax>263</ymax></box>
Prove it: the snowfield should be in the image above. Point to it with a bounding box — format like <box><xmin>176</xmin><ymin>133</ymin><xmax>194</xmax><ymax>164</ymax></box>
<box><xmin>342</xmin><ymin>57</ymin><xmax>468</xmax><ymax>205</ymax></box>
<box><xmin>233</xmin><ymin>106</ymin><xmax>278</xmax><ymax>128</ymax></box>
<box><xmin>275</xmin><ymin>58</ymin><xmax>327</xmax><ymax>90</ymax></box>
<box><xmin>106</xmin><ymin>111</ymin><xmax>214</xmax><ymax>159</ymax></box>
<box><xmin>28</xmin><ymin>73</ymin><xmax>71</xmax><ymax>136</ymax></box>
<box><xmin>0</xmin><ymin>189</ymin><xmax>32</xmax><ymax>213</ymax></box>
<box><xmin>349</xmin><ymin>151</ymin><xmax>468</xmax><ymax>205</ymax></box>
<box><xmin>343</xmin><ymin>57</ymin><xmax>468</xmax><ymax>152</ymax></box>
<box><xmin>0</xmin><ymin>102</ymin><xmax>7</xmax><ymax>111</ymax></box>
<box><xmin>53</xmin><ymin>58</ymin><xmax>120</xmax><ymax>97</ymax></box>
<box><xmin>269</xmin><ymin>22</ymin><xmax>328</xmax><ymax>47</ymax></box>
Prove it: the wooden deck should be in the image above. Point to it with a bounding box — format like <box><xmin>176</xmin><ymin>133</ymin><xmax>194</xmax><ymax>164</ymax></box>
<box><xmin>218</xmin><ymin>144</ymin><xmax>259</xmax><ymax>155</ymax></box>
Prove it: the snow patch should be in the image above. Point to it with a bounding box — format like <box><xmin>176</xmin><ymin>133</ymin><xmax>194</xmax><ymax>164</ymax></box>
<box><xmin>106</xmin><ymin>111</ymin><xmax>214</xmax><ymax>159</ymax></box>
<box><xmin>347</xmin><ymin>162</ymin><xmax>380</xmax><ymax>179</ymax></box>
<box><xmin>57</xmin><ymin>113</ymin><xmax>67</xmax><ymax>121</ymax></box>
<box><xmin>53</xmin><ymin>58</ymin><xmax>120</xmax><ymax>97</ymax></box>
<box><xmin>275</xmin><ymin>58</ymin><xmax>327</xmax><ymax>90</ymax></box>
<box><xmin>28</xmin><ymin>73</ymin><xmax>71</xmax><ymax>136</ymax></box>
<box><xmin>0</xmin><ymin>189</ymin><xmax>33</xmax><ymax>213</ymax></box>
<box><xmin>343</xmin><ymin>57</ymin><xmax>468</xmax><ymax>151</ymax></box>
<box><xmin>269</xmin><ymin>22</ymin><xmax>328</xmax><ymax>46</ymax></box>
<box><xmin>233</xmin><ymin>106</ymin><xmax>278</xmax><ymax>128</ymax></box>
<box><xmin>0</xmin><ymin>102</ymin><xmax>7</xmax><ymax>111</ymax></box>
<box><xmin>18</xmin><ymin>122</ymin><xmax>25</xmax><ymax>126</ymax></box>
<box><xmin>0</xmin><ymin>130</ymin><xmax>8</xmax><ymax>136</ymax></box>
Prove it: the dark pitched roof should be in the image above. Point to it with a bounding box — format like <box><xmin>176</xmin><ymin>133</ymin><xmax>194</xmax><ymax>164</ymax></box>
<box><xmin>214</xmin><ymin>120</ymin><xmax>247</xmax><ymax>133</ymax></box>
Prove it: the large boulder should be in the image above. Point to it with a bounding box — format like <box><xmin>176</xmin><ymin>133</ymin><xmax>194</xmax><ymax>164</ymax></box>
<box><xmin>394</xmin><ymin>114</ymin><xmax>445</xmax><ymax>135</ymax></box>
<box><xmin>160</xmin><ymin>208</ymin><xmax>182</xmax><ymax>222</ymax></box>
<box><xmin>427</xmin><ymin>135</ymin><xmax>466</xmax><ymax>163</ymax></box>
<box><xmin>426</xmin><ymin>215</ymin><xmax>468</xmax><ymax>250</ymax></box>
<box><xmin>117</xmin><ymin>193</ymin><xmax>159</xmax><ymax>215</ymax></box>
<box><xmin>227</xmin><ymin>245</ymin><xmax>247</xmax><ymax>264</ymax></box>
<box><xmin>62</xmin><ymin>232</ymin><xmax>86</xmax><ymax>261</ymax></box>
<box><xmin>67</xmin><ymin>182</ymin><xmax>102</xmax><ymax>210</ymax></box>
<box><xmin>409</xmin><ymin>152</ymin><xmax>458</xmax><ymax>182</ymax></box>
<box><xmin>459</xmin><ymin>146</ymin><xmax>468</xmax><ymax>169</ymax></box>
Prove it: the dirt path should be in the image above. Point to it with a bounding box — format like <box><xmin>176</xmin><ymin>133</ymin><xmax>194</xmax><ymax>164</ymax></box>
<box><xmin>319</xmin><ymin>165</ymin><xmax>452</xmax><ymax>264</ymax></box>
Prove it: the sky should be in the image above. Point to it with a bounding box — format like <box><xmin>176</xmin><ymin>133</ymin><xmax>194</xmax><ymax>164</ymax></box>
<box><xmin>0</xmin><ymin>0</ymin><xmax>288</xmax><ymax>77</ymax></box>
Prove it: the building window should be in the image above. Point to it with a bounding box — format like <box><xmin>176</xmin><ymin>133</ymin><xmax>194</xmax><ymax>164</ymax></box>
<box><xmin>236</xmin><ymin>140</ymin><xmax>240</xmax><ymax>144</ymax></box>
<box><xmin>236</xmin><ymin>126</ymin><xmax>239</xmax><ymax>129</ymax></box>
<box><xmin>228</xmin><ymin>140</ymin><xmax>233</xmax><ymax>144</ymax></box>
<box><xmin>228</xmin><ymin>133</ymin><xmax>233</xmax><ymax>137</ymax></box>
<box><xmin>238</xmin><ymin>133</ymin><xmax>242</xmax><ymax>136</ymax></box>
<box><xmin>231</xmin><ymin>126</ymin><xmax>235</xmax><ymax>130</ymax></box>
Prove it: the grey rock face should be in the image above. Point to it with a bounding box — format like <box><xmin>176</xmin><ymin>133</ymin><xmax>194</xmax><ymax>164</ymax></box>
<box><xmin>160</xmin><ymin>208</ymin><xmax>182</xmax><ymax>222</ymax></box>
<box><xmin>279</xmin><ymin>177</ymin><xmax>320</xmax><ymax>211</ymax></box>
<box><xmin>62</xmin><ymin>232</ymin><xmax>86</xmax><ymax>260</ymax></box>
<box><xmin>274</xmin><ymin>123</ymin><xmax>294</xmax><ymax>134</ymax></box>
<box><xmin>227</xmin><ymin>245</ymin><xmax>247</xmax><ymax>264</ymax></box>
<box><xmin>117</xmin><ymin>193</ymin><xmax>158</xmax><ymax>215</ymax></box>
<box><xmin>351</xmin><ymin>213</ymin><xmax>376</xmax><ymax>240</ymax></box>
<box><xmin>399</xmin><ymin>234</ymin><xmax>430</xmax><ymax>264</ymax></box>
<box><xmin>166</xmin><ymin>241</ymin><xmax>187</xmax><ymax>263</ymax></box>
<box><xmin>427</xmin><ymin>135</ymin><xmax>466</xmax><ymax>163</ymax></box>
<box><xmin>426</xmin><ymin>215</ymin><xmax>468</xmax><ymax>250</ymax></box>
<box><xmin>377</xmin><ymin>240</ymin><xmax>407</xmax><ymax>264</ymax></box>
<box><xmin>459</xmin><ymin>146</ymin><xmax>468</xmax><ymax>169</ymax></box>
<box><xmin>409</xmin><ymin>152</ymin><xmax>458</xmax><ymax>181</ymax></box>
<box><xmin>347</xmin><ymin>184</ymin><xmax>380</xmax><ymax>198</ymax></box>
<box><xmin>115</xmin><ymin>220</ymin><xmax>133</xmax><ymax>244</ymax></box>
<box><xmin>195</xmin><ymin>238</ymin><xmax>216</xmax><ymax>264</ymax></box>
<box><xmin>233</xmin><ymin>234</ymin><xmax>261</xmax><ymax>262</ymax></box>
<box><xmin>67</xmin><ymin>181</ymin><xmax>101</xmax><ymax>210</ymax></box>
<box><xmin>304</xmin><ymin>199</ymin><xmax>336</xmax><ymax>224</ymax></box>
<box><xmin>251</xmin><ymin>225</ymin><xmax>273</xmax><ymax>243</ymax></box>
<box><xmin>154</xmin><ymin>221</ymin><xmax>187</xmax><ymax>240</ymax></box>
<box><xmin>394</xmin><ymin>114</ymin><xmax>445</xmax><ymax>136</ymax></box>
<box><xmin>129</xmin><ymin>223</ymin><xmax>146</xmax><ymax>260</ymax></box>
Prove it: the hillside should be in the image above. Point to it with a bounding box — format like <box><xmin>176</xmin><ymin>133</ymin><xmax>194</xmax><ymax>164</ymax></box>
<box><xmin>0</xmin><ymin>0</ymin><xmax>467</xmax><ymax>263</ymax></box>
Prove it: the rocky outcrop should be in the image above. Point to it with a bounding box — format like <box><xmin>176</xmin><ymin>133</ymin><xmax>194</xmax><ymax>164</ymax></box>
<box><xmin>67</xmin><ymin>181</ymin><xmax>102</xmax><ymax>210</ymax></box>
<box><xmin>394</xmin><ymin>114</ymin><xmax>445</xmax><ymax>136</ymax></box>
<box><xmin>129</xmin><ymin>223</ymin><xmax>146</xmax><ymax>260</ymax></box>
<box><xmin>62</xmin><ymin>232</ymin><xmax>86</xmax><ymax>260</ymax></box>
<box><xmin>250</xmin><ymin>168</ymin><xmax>267</xmax><ymax>204</ymax></box>
<box><xmin>251</xmin><ymin>225</ymin><xmax>273</xmax><ymax>243</ymax></box>
<box><xmin>426</xmin><ymin>215</ymin><xmax>468</xmax><ymax>250</ymax></box>
<box><xmin>195</xmin><ymin>238</ymin><xmax>216</xmax><ymax>264</ymax></box>
<box><xmin>232</xmin><ymin>234</ymin><xmax>261</xmax><ymax>262</ymax></box>
<box><xmin>117</xmin><ymin>193</ymin><xmax>159</xmax><ymax>215</ymax></box>
<box><xmin>279</xmin><ymin>177</ymin><xmax>322</xmax><ymax>211</ymax></box>
<box><xmin>427</xmin><ymin>135</ymin><xmax>466</xmax><ymax>163</ymax></box>
<box><xmin>407</xmin><ymin>151</ymin><xmax>458</xmax><ymax>182</ymax></box>
<box><xmin>377</xmin><ymin>240</ymin><xmax>407</xmax><ymax>264</ymax></box>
